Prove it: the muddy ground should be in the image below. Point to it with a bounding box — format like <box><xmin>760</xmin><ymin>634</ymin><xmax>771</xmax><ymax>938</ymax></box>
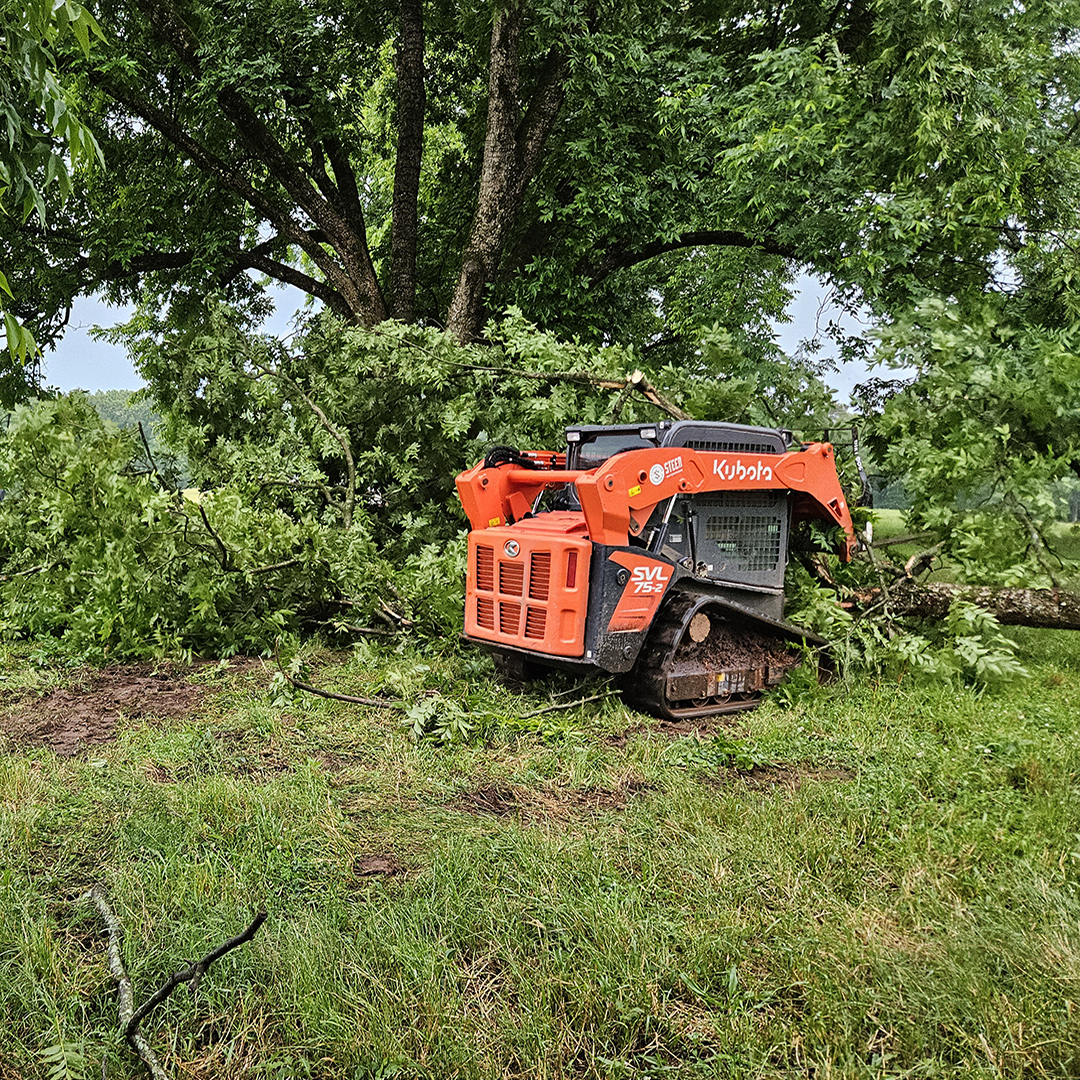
<box><xmin>0</xmin><ymin>664</ymin><xmax>210</xmax><ymax>755</ymax></box>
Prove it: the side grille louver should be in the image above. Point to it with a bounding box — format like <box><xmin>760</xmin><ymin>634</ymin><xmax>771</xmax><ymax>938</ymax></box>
<box><xmin>528</xmin><ymin>551</ymin><xmax>551</xmax><ymax>599</ymax></box>
<box><xmin>499</xmin><ymin>601</ymin><xmax>522</xmax><ymax>635</ymax></box>
<box><xmin>476</xmin><ymin>546</ymin><xmax>494</xmax><ymax>592</ymax></box>
<box><xmin>499</xmin><ymin>562</ymin><xmax>524</xmax><ymax>596</ymax></box>
<box><xmin>524</xmin><ymin>607</ymin><xmax>547</xmax><ymax>639</ymax></box>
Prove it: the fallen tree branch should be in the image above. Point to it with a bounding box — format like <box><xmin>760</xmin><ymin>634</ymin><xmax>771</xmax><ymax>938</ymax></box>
<box><xmin>288</xmin><ymin>677</ymin><xmax>407</xmax><ymax>708</ymax></box>
<box><xmin>0</xmin><ymin>562</ymin><xmax>53</xmax><ymax>581</ymax></box>
<box><xmin>869</xmin><ymin>531</ymin><xmax>935</xmax><ymax>548</ymax></box>
<box><xmin>125</xmin><ymin>912</ymin><xmax>268</xmax><ymax>1040</ymax></box>
<box><xmin>136</xmin><ymin>422</ymin><xmax>162</xmax><ymax>487</ymax></box>
<box><xmin>316</xmin><ymin>620</ymin><xmax>397</xmax><ymax>638</ymax></box>
<box><xmin>865</xmin><ymin>581</ymin><xmax>1080</xmax><ymax>630</ymax></box>
<box><xmin>378</xmin><ymin>597</ymin><xmax>415</xmax><ymax>627</ymax></box>
<box><xmin>89</xmin><ymin>884</ymin><xmax>267</xmax><ymax>1080</ymax></box>
<box><xmin>249</xmin><ymin>558</ymin><xmax>303</xmax><ymax>575</ymax></box>
<box><xmin>624</xmin><ymin>369</ymin><xmax>691</xmax><ymax>420</ymax></box>
<box><xmin>273</xmin><ymin>644</ymin><xmax>405</xmax><ymax>709</ymax></box>
<box><xmin>88</xmin><ymin>885</ymin><xmax>169</xmax><ymax>1080</ymax></box>
<box><xmin>517</xmin><ymin>691</ymin><xmax>618</xmax><ymax>720</ymax></box>
<box><xmin>196</xmin><ymin>503</ymin><xmax>232</xmax><ymax>571</ymax></box>
<box><xmin>904</xmin><ymin>543</ymin><xmax>943</xmax><ymax>580</ymax></box>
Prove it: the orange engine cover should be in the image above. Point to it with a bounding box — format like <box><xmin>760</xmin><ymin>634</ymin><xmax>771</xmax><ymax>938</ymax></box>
<box><xmin>464</xmin><ymin>513</ymin><xmax>592</xmax><ymax>658</ymax></box>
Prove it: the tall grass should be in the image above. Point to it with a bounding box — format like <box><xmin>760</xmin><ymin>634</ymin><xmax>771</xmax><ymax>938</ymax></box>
<box><xmin>1</xmin><ymin>633</ymin><xmax>1078</xmax><ymax>1078</ymax></box>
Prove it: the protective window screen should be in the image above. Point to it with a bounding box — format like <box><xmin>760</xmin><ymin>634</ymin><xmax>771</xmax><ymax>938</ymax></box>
<box><xmin>692</xmin><ymin>491</ymin><xmax>789</xmax><ymax>587</ymax></box>
<box><xmin>703</xmin><ymin>514</ymin><xmax>783</xmax><ymax>571</ymax></box>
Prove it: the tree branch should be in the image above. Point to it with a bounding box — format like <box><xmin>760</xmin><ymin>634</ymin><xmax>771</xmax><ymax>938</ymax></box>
<box><xmin>250</xmin><ymin>361</ymin><xmax>357</xmax><ymax>527</ymax></box>
<box><xmin>241</xmin><ymin>253</ymin><xmax>352</xmax><ymax>316</ymax></box>
<box><xmin>585</xmin><ymin>230</ymin><xmax>796</xmax><ymax>288</ymax></box>
<box><xmin>513</xmin><ymin>45</ymin><xmax>568</xmax><ymax>187</ymax></box>
<box><xmin>197</xmin><ymin>503</ymin><xmax>232</xmax><ymax>571</ymax></box>
<box><xmin>273</xmin><ymin>645</ymin><xmax>404</xmax><ymax>708</ymax></box>
<box><xmin>865</xmin><ymin>581</ymin><xmax>1080</xmax><ymax>630</ymax></box>
<box><xmin>95</xmin><ymin>78</ymin><xmax>321</xmax><ymax>261</ymax></box>
<box><xmin>120</xmin><ymin>0</ymin><xmax>384</xmax><ymax>325</ymax></box>
<box><xmin>88</xmin><ymin>884</ymin><xmax>168</xmax><ymax>1080</ymax></box>
<box><xmin>518</xmin><ymin>691</ymin><xmax>619</xmax><ymax>720</ymax></box>
<box><xmin>125</xmin><ymin>911</ymin><xmax>268</xmax><ymax>1041</ymax></box>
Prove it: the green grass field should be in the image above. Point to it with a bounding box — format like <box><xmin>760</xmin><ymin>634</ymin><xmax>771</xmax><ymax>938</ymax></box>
<box><xmin>2</xmin><ymin>631</ymin><xmax>1079</xmax><ymax>1079</ymax></box>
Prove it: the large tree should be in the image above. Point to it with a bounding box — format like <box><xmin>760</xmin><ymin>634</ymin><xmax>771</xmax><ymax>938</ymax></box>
<box><xmin>5</xmin><ymin>0</ymin><xmax>1078</xmax><ymax>361</ymax></box>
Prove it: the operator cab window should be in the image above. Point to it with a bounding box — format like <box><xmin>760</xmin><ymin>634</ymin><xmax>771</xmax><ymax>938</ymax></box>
<box><xmin>567</xmin><ymin>430</ymin><xmax>661</xmax><ymax>470</ymax></box>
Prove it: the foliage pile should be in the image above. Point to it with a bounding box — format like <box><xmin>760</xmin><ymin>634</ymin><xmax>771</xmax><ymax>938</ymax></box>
<box><xmin>2</xmin><ymin>312</ymin><xmax>843</xmax><ymax>659</ymax></box>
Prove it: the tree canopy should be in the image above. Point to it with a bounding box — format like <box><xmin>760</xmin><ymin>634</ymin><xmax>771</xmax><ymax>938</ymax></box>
<box><xmin>3</xmin><ymin>0</ymin><xmax>1080</xmax><ymax>662</ymax></box>
<box><xmin>6</xmin><ymin>0</ymin><xmax>1079</xmax><ymax>356</ymax></box>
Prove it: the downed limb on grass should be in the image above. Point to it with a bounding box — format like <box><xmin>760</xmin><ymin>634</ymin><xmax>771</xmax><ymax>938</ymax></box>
<box><xmin>273</xmin><ymin>644</ymin><xmax>405</xmax><ymax>709</ymax></box>
<box><xmin>89</xmin><ymin>884</ymin><xmax>168</xmax><ymax>1080</ymax></box>
<box><xmin>518</xmin><ymin>691</ymin><xmax>619</xmax><ymax>720</ymax></box>
<box><xmin>89</xmin><ymin>884</ymin><xmax>266</xmax><ymax>1080</ymax></box>
<box><xmin>125</xmin><ymin>912</ymin><xmax>268</xmax><ymax>1038</ymax></box>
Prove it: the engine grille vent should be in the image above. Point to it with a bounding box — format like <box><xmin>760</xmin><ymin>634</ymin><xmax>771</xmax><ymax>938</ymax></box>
<box><xmin>499</xmin><ymin>561</ymin><xmax>524</xmax><ymax>596</ymax></box>
<box><xmin>476</xmin><ymin>546</ymin><xmax>494</xmax><ymax>592</ymax></box>
<box><xmin>685</xmin><ymin>438</ymin><xmax>776</xmax><ymax>454</ymax></box>
<box><xmin>528</xmin><ymin>552</ymin><xmax>551</xmax><ymax>600</ymax></box>
<box><xmin>465</xmin><ymin>529</ymin><xmax>591</xmax><ymax>658</ymax></box>
<box><xmin>524</xmin><ymin>607</ymin><xmax>547</xmax><ymax>639</ymax></box>
<box><xmin>499</xmin><ymin>601</ymin><xmax>522</xmax><ymax>635</ymax></box>
<box><xmin>703</xmin><ymin>514</ymin><xmax>782</xmax><ymax>572</ymax></box>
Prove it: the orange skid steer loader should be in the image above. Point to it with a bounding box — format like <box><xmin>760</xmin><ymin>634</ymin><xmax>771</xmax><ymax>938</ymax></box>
<box><xmin>455</xmin><ymin>420</ymin><xmax>856</xmax><ymax>720</ymax></box>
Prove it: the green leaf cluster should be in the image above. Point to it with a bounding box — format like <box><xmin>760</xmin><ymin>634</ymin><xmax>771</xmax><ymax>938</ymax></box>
<box><xmin>785</xmin><ymin>565</ymin><xmax>1028</xmax><ymax>691</ymax></box>
<box><xmin>864</xmin><ymin>298</ymin><xmax>1080</xmax><ymax>583</ymax></box>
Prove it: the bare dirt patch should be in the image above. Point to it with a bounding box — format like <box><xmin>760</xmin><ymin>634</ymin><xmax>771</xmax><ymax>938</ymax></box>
<box><xmin>0</xmin><ymin>664</ymin><xmax>205</xmax><ymax>756</ymax></box>
<box><xmin>456</xmin><ymin>778</ymin><xmax>651</xmax><ymax>821</ymax></box>
<box><xmin>608</xmin><ymin>715</ymin><xmax>747</xmax><ymax>746</ymax></box>
<box><xmin>354</xmin><ymin>854</ymin><xmax>406</xmax><ymax>877</ymax></box>
<box><xmin>348</xmin><ymin>853</ymin><xmax>410</xmax><ymax>891</ymax></box>
<box><xmin>705</xmin><ymin>764</ymin><xmax>854</xmax><ymax>792</ymax></box>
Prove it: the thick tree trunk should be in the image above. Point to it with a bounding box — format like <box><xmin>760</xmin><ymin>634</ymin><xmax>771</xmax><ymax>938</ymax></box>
<box><xmin>389</xmin><ymin>0</ymin><xmax>425</xmax><ymax>322</ymax></box>
<box><xmin>445</xmin><ymin>4</ymin><xmax>567</xmax><ymax>342</ymax></box>
<box><xmin>883</xmin><ymin>581</ymin><xmax>1080</xmax><ymax>631</ymax></box>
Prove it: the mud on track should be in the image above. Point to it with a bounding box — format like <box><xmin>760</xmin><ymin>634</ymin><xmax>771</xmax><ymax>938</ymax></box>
<box><xmin>0</xmin><ymin>665</ymin><xmax>206</xmax><ymax>755</ymax></box>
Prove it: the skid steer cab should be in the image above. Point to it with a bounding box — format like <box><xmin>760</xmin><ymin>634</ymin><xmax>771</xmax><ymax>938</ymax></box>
<box><xmin>455</xmin><ymin>420</ymin><xmax>856</xmax><ymax>720</ymax></box>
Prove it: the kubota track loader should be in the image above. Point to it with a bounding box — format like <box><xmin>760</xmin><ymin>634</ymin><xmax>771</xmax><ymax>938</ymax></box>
<box><xmin>455</xmin><ymin>420</ymin><xmax>856</xmax><ymax>720</ymax></box>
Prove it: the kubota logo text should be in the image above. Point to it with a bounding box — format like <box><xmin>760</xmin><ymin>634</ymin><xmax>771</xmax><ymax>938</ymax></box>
<box><xmin>630</xmin><ymin>565</ymin><xmax>671</xmax><ymax>594</ymax></box>
<box><xmin>713</xmin><ymin>458</ymin><xmax>773</xmax><ymax>481</ymax></box>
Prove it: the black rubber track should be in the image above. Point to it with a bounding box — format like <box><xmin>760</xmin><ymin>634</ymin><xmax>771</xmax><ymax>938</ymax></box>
<box><xmin>619</xmin><ymin>589</ymin><xmax>820</xmax><ymax>721</ymax></box>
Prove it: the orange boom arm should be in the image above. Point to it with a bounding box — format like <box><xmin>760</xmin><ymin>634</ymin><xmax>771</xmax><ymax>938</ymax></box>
<box><xmin>456</xmin><ymin>443</ymin><xmax>856</xmax><ymax>560</ymax></box>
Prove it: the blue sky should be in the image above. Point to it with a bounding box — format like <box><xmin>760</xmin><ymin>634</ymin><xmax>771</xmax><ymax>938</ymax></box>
<box><xmin>43</xmin><ymin>274</ymin><xmax>875</xmax><ymax>400</ymax></box>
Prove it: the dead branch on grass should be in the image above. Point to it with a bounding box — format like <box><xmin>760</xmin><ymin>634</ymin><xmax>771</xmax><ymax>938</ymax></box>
<box><xmin>518</xmin><ymin>690</ymin><xmax>619</xmax><ymax>720</ymax></box>
<box><xmin>125</xmin><ymin>912</ymin><xmax>267</xmax><ymax>1037</ymax></box>
<box><xmin>273</xmin><ymin>642</ymin><xmax>405</xmax><ymax>709</ymax></box>
<box><xmin>88</xmin><ymin>884</ymin><xmax>266</xmax><ymax>1080</ymax></box>
<box><xmin>88</xmin><ymin>884</ymin><xmax>168</xmax><ymax>1080</ymax></box>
